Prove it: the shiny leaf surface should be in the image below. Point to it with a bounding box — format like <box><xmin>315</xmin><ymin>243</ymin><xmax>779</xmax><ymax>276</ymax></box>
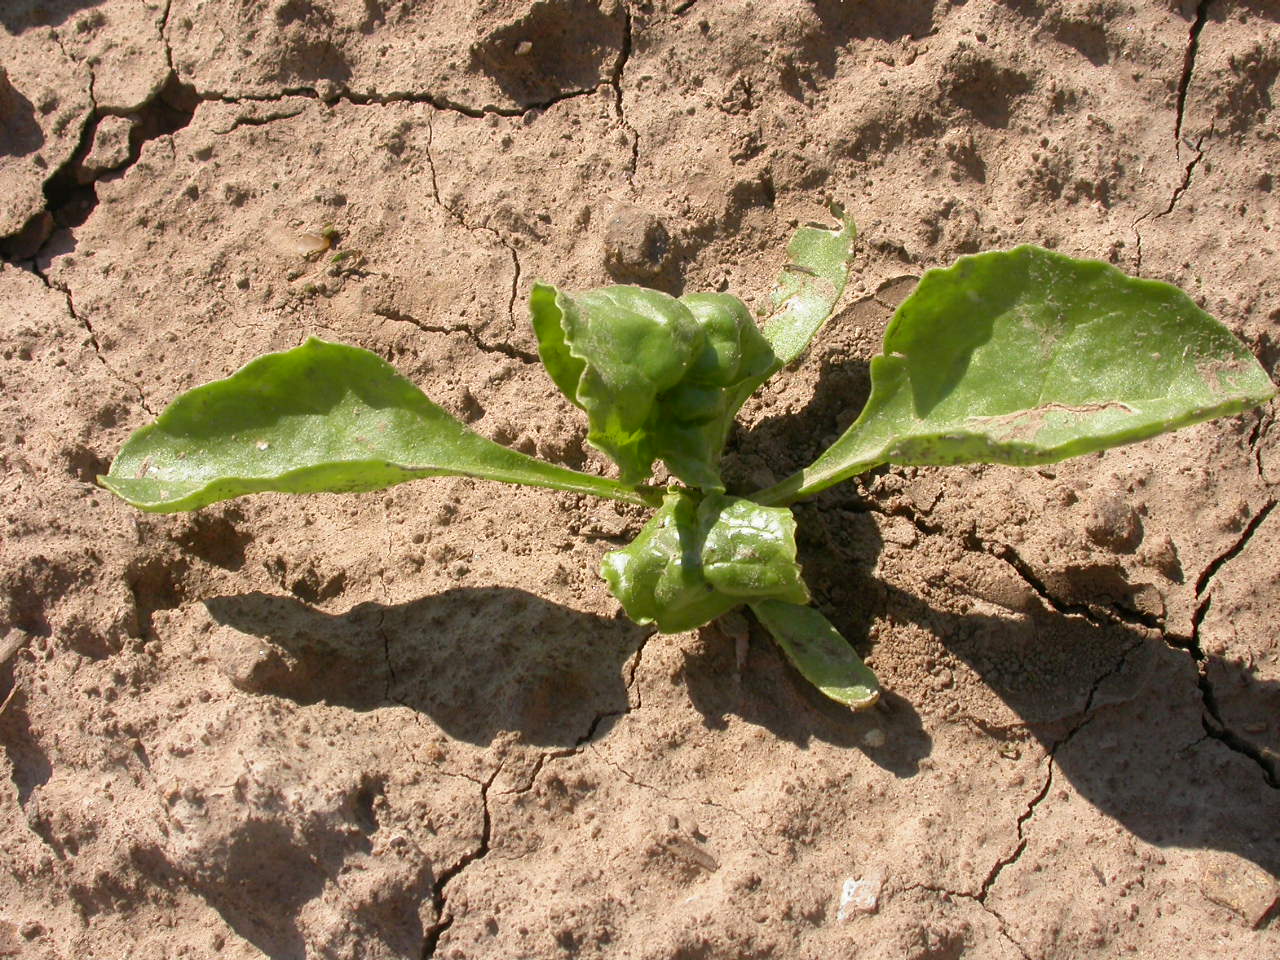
<box><xmin>101</xmin><ymin>338</ymin><xmax>652</xmax><ymax>512</ymax></box>
<box><xmin>751</xmin><ymin>600</ymin><xmax>880</xmax><ymax>709</ymax></box>
<box><xmin>758</xmin><ymin>246</ymin><xmax>1276</xmax><ymax>504</ymax></box>
<box><xmin>601</xmin><ymin>491</ymin><xmax>808</xmax><ymax>633</ymax></box>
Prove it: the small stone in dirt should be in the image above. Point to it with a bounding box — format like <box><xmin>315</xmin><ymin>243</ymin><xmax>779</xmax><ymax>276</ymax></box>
<box><xmin>603</xmin><ymin>204</ymin><xmax>672</xmax><ymax>283</ymax></box>
<box><xmin>1137</xmin><ymin>533</ymin><xmax>1182</xmax><ymax>581</ymax></box>
<box><xmin>313</xmin><ymin>79</ymin><xmax>345</xmax><ymax>102</ymax></box>
<box><xmin>838</xmin><ymin>866</ymin><xmax>886</xmax><ymax>919</ymax></box>
<box><xmin>1084</xmin><ymin>494</ymin><xmax>1142</xmax><ymax>553</ymax></box>
<box><xmin>862</xmin><ymin>727</ymin><xmax>886</xmax><ymax>748</ymax></box>
<box><xmin>78</xmin><ymin>115</ymin><xmax>139</xmax><ymax>183</ymax></box>
<box><xmin>1198</xmin><ymin>852</ymin><xmax>1280</xmax><ymax>927</ymax></box>
<box><xmin>1</xmin><ymin>628</ymin><xmax>29</xmax><ymax>668</ymax></box>
<box><xmin>214</xmin><ymin>631</ymin><xmax>294</xmax><ymax>694</ymax></box>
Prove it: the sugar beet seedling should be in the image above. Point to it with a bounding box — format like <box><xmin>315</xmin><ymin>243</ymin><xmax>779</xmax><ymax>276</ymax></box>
<box><xmin>101</xmin><ymin>209</ymin><xmax>1276</xmax><ymax>708</ymax></box>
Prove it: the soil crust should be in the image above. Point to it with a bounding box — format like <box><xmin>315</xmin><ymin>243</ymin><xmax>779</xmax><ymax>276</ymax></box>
<box><xmin>2</xmin><ymin>1</ymin><xmax>1278</xmax><ymax>958</ymax></box>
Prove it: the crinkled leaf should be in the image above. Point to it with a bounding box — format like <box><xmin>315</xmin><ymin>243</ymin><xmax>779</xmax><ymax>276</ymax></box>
<box><xmin>750</xmin><ymin>600</ymin><xmax>880</xmax><ymax>709</ymax></box>
<box><xmin>100</xmin><ymin>338</ymin><xmax>651</xmax><ymax>512</ymax></box>
<box><xmin>762</xmin><ymin>204</ymin><xmax>858</xmax><ymax>367</ymax></box>
<box><xmin>601</xmin><ymin>491</ymin><xmax>808</xmax><ymax>633</ymax></box>
<box><xmin>651</xmin><ymin>293</ymin><xmax>777</xmax><ymax>489</ymax></box>
<box><xmin>758</xmin><ymin>246</ymin><xmax>1277</xmax><ymax>504</ymax></box>
<box><xmin>530</xmin><ymin>283</ymin><xmax>701</xmax><ymax>484</ymax></box>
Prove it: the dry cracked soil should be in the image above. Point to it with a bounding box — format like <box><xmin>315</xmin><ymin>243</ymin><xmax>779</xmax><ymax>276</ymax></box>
<box><xmin>2</xmin><ymin>1</ymin><xmax>1280</xmax><ymax>958</ymax></box>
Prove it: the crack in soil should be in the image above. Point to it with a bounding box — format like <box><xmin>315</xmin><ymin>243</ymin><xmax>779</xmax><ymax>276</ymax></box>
<box><xmin>159</xmin><ymin>0</ymin><xmax>175</xmax><ymax>74</ymax></box>
<box><xmin>904</xmin><ymin>883</ymin><xmax>1032</xmax><ymax>960</ymax></box>
<box><xmin>1250</xmin><ymin>410</ymin><xmax>1272</xmax><ymax>481</ymax></box>
<box><xmin>596</xmin><ymin>753</ymin><xmax>778</xmax><ymax>857</ymax></box>
<box><xmin>1131</xmin><ymin>213</ymin><xmax>1147</xmax><ymax>274</ymax></box>
<box><xmin>1159</xmin><ymin>0</ymin><xmax>1211</xmax><ymax>218</ymax></box>
<box><xmin>421</xmin><ymin>114</ymin><xmax>533</xmax><ymax>353</ymax></box>
<box><xmin>193</xmin><ymin>80</ymin><xmax>604</xmax><ymax>120</ymax></box>
<box><xmin>1130</xmin><ymin>0</ymin><xmax>1211</xmax><ymax>270</ymax></box>
<box><xmin>0</xmin><ymin>72</ymin><xmax>197</xmax><ymax>267</ymax></box>
<box><xmin>0</xmin><ymin>68</ymin><xmax>201</xmax><ymax>412</ymax></box>
<box><xmin>1192</xmin><ymin>499</ymin><xmax>1275</xmax><ymax>600</ymax></box>
<box><xmin>375</xmin><ymin>304</ymin><xmax>537</xmax><ymax>365</ymax></box>
<box><xmin>420</xmin><ymin>764</ymin><xmax>500</xmax><ymax>959</ymax></box>
<box><xmin>1155</xmin><ymin>132</ymin><xmax>1207</xmax><ymax>220</ymax></box>
<box><xmin>975</xmin><ymin>757</ymin><xmax>1053</xmax><ymax>902</ymax></box>
<box><xmin>873</xmin><ymin>486</ymin><xmax>1279</xmax><ymax>787</ymax></box>
<box><xmin>612</xmin><ymin>4</ymin><xmax>639</xmax><ymax>186</ymax></box>
<box><xmin>623</xmin><ymin>629</ymin><xmax>649</xmax><ymax>710</ymax></box>
<box><xmin>1174</xmin><ymin>1</ymin><xmax>1211</xmax><ymax>145</ymax></box>
<box><xmin>488</xmin><ymin>631</ymin><xmax>652</xmax><ymax>809</ymax></box>
<box><xmin>960</xmin><ymin>631</ymin><xmax>1148</xmax><ymax>958</ymax></box>
<box><xmin>863</xmin><ymin>497</ymin><xmax>1159</xmax><ymax>631</ymax></box>
<box><xmin>1182</xmin><ymin>498</ymin><xmax>1280</xmax><ymax>787</ymax></box>
<box><xmin>28</xmin><ymin>266</ymin><xmax>157</xmax><ymax>418</ymax></box>
<box><xmin>211</xmin><ymin>105</ymin><xmax>309</xmax><ymax>134</ymax></box>
<box><xmin>977</xmin><ymin>628</ymin><xmax>1144</xmax><ymax>897</ymax></box>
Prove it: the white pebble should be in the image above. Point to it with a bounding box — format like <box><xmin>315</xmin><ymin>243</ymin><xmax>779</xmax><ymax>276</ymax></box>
<box><xmin>838</xmin><ymin>867</ymin><xmax>886</xmax><ymax>920</ymax></box>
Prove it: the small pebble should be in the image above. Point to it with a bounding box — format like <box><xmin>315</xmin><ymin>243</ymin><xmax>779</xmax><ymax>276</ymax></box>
<box><xmin>838</xmin><ymin>867</ymin><xmax>886</xmax><ymax>919</ymax></box>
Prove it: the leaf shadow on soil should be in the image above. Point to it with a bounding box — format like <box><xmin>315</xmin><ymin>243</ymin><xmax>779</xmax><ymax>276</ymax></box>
<box><xmin>0</xmin><ymin>0</ymin><xmax>104</xmax><ymax>32</ymax></box>
<box><xmin>131</xmin><ymin>799</ymin><xmax>431</xmax><ymax>960</ymax></box>
<box><xmin>204</xmin><ymin>583</ymin><xmax>932</xmax><ymax>770</ymax></box>
<box><xmin>736</xmin><ymin>344</ymin><xmax>1280</xmax><ymax>882</ymax></box>
<box><xmin>681</xmin><ymin>616</ymin><xmax>932</xmax><ymax>779</ymax></box>
<box><xmin>205</xmin><ymin>587</ymin><xmax>650</xmax><ymax>749</ymax></box>
<box><xmin>883</xmin><ymin>576</ymin><xmax>1280</xmax><ymax>882</ymax></box>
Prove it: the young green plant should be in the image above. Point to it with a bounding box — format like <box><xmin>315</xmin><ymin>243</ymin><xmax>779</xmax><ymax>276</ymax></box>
<box><xmin>100</xmin><ymin>210</ymin><xmax>1276</xmax><ymax>709</ymax></box>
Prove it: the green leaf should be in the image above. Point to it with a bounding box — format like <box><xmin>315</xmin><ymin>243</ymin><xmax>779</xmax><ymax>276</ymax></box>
<box><xmin>601</xmin><ymin>491</ymin><xmax>808</xmax><ymax>633</ymax></box>
<box><xmin>529</xmin><ymin>283</ymin><xmax>702</xmax><ymax>484</ymax></box>
<box><xmin>651</xmin><ymin>293</ymin><xmax>777</xmax><ymax>490</ymax></box>
<box><xmin>529</xmin><ymin>209</ymin><xmax>858</xmax><ymax>493</ymax></box>
<box><xmin>757</xmin><ymin>246</ymin><xmax>1277</xmax><ymax>504</ymax></box>
<box><xmin>762</xmin><ymin>204</ymin><xmax>858</xmax><ymax>367</ymax></box>
<box><xmin>100</xmin><ymin>338</ymin><xmax>655</xmax><ymax>512</ymax></box>
<box><xmin>750</xmin><ymin>600</ymin><xmax>880</xmax><ymax>709</ymax></box>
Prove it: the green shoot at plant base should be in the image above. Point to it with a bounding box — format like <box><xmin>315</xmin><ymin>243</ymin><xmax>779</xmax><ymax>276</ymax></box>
<box><xmin>101</xmin><ymin>208</ymin><xmax>1276</xmax><ymax>710</ymax></box>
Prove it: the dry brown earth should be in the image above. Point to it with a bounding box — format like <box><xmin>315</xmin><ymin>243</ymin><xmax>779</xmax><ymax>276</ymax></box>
<box><xmin>2</xmin><ymin>1</ymin><xmax>1279</xmax><ymax>958</ymax></box>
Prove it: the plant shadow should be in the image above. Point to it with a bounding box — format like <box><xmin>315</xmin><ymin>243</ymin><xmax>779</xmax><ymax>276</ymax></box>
<box><xmin>0</xmin><ymin>0</ymin><xmax>104</xmax><ymax>32</ymax></box>
<box><xmin>681</xmin><ymin>624</ymin><xmax>932</xmax><ymax>780</ymax></box>
<box><xmin>0</xmin><ymin>81</ymin><xmax>42</xmax><ymax>157</ymax></box>
<box><xmin>894</xmin><ymin>573</ymin><xmax>1280</xmax><ymax>883</ymax></box>
<box><xmin>204</xmin><ymin>587</ymin><xmax>648</xmax><ymax>749</ymax></box>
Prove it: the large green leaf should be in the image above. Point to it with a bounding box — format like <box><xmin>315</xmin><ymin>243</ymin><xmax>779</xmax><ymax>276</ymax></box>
<box><xmin>601</xmin><ymin>491</ymin><xmax>808</xmax><ymax>633</ymax></box>
<box><xmin>761</xmin><ymin>205</ymin><xmax>858</xmax><ymax>367</ymax></box>
<box><xmin>100</xmin><ymin>338</ymin><xmax>655</xmax><ymax>512</ymax></box>
<box><xmin>756</xmin><ymin>246</ymin><xmax>1276</xmax><ymax>504</ymax></box>
<box><xmin>750</xmin><ymin>600</ymin><xmax>880</xmax><ymax>709</ymax></box>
